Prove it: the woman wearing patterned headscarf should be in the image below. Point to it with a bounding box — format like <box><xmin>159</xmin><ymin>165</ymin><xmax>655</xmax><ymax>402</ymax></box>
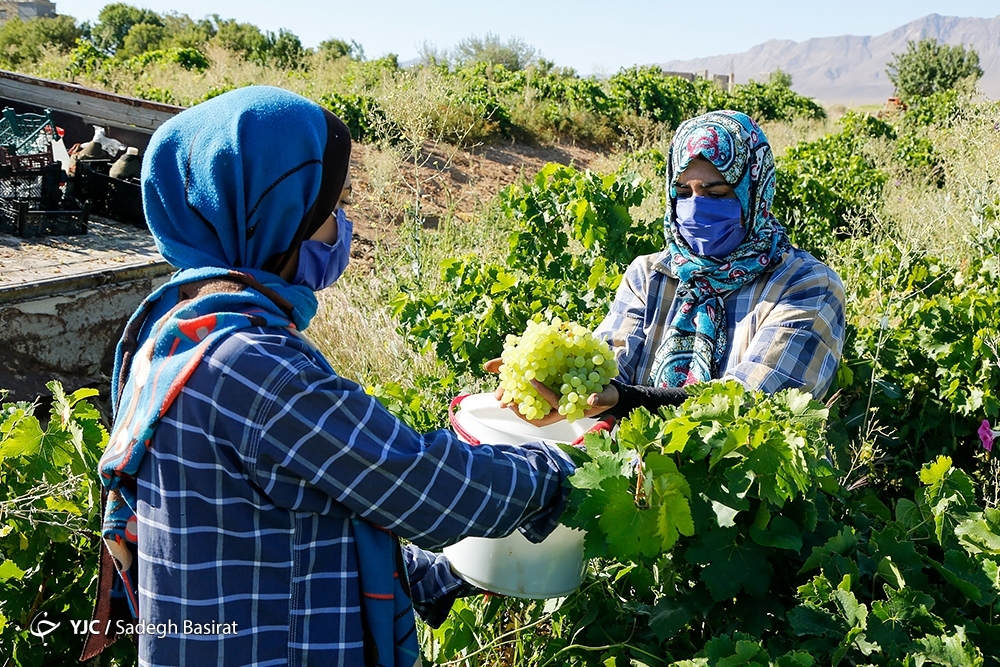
<box><xmin>83</xmin><ymin>86</ymin><xmax>576</xmax><ymax>667</ymax></box>
<box><xmin>594</xmin><ymin>109</ymin><xmax>846</xmax><ymax>416</ymax></box>
<box><xmin>495</xmin><ymin>110</ymin><xmax>845</xmax><ymax>422</ymax></box>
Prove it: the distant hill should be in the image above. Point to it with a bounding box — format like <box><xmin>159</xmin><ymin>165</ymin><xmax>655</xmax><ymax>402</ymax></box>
<box><xmin>658</xmin><ymin>14</ymin><xmax>1000</xmax><ymax>105</ymax></box>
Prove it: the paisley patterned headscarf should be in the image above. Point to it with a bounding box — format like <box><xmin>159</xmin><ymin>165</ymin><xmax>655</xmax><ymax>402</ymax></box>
<box><xmin>648</xmin><ymin>110</ymin><xmax>791</xmax><ymax>387</ymax></box>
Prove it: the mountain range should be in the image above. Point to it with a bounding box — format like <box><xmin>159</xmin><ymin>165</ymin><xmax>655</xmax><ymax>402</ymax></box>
<box><xmin>657</xmin><ymin>13</ymin><xmax>1000</xmax><ymax>105</ymax></box>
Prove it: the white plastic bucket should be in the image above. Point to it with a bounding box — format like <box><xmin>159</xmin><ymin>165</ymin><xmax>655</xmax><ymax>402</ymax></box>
<box><xmin>443</xmin><ymin>393</ymin><xmax>605</xmax><ymax>599</ymax></box>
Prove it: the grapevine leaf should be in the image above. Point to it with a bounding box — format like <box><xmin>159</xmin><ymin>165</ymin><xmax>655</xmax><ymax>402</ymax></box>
<box><xmin>597</xmin><ymin>476</ymin><xmax>663</xmax><ymax>560</ymax></box>
<box><xmin>711</xmin><ymin>501</ymin><xmax>740</xmax><ymax>528</ymax></box>
<box><xmin>919</xmin><ymin>455</ymin><xmax>953</xmax><ymax>488</ymax></box>
<box><xmin>871</xmin><ymin>586</ymin><xmax>943</xmax><ymax>633</ymax></box>
<box><xmin>568</xmin><ymin>450</ymin><xmax>632</xmax><ymax>490</ymax></box>
<box><xmin>930</xmin><ymin>549</ymin><xmax>995</xmax><ymax>604</ymax></box>
<box><xmin>750</xmin><ymin>515</ymin><xmax>803</xmax><ymax>551</ymax></box>
<box><xmin>686</xmin><ymin>527</ymin><xmax>772</xmax><ymax>600</ymax></box>
<box><xmin>649</xmin><ymin>597</ymin><xmax>695</xmax><ymax>640</ymax></box>
<box><xmin>895</xmin><ymin>498</ymin><xmax>922</xmax><ymax>529</ymax></box>
<box><xmin>956</xmin><ymin>511</ymin><xmax>1000</xmax><ymax>555</ymax></box>
<box><xmin>661</xmin><ymin>415</ymin><xmax>697</xmax><ymax>454</ymax></box>
<box><xmin>654</xmin><ymin>478</ymin><xmax>695</xmax><ymax>551</ymax></box>
<box><xmin>708</xmin><ymin>422</ymin><xmax>750</xmax><ymax>469</ymax></box>
<box><xmin>0</xmin><ymin>416</ymin><xmax>44</xmax><ymax>459</ymax></box>
<box><xmin>913</xmin><ymin>627</ymin><xmax>981</xmax><ymax>667</ymax></box>
<box><xmin>801</xmin><ymin>527</ymin><xmax>857</xmax><ymax>574</ymax></box>
<box><xmin>556</xmin><ymin>442</ymin><xmax>592</xmax><ymax>468</ymax></box>
<box><xmin>617</xmin><ymin>408</ymin><xmax>661</xmax><ymax>454</ymax></box>
<box><xmin>833</xmin><ymin>577</ymin><xmax>867</xmax><ymax>629</ymax></box>
<box><xmin>0</xmin><ymin>559</ymin><xmax>26</xmax><ymax>581</ymax></box>
<box><xmin>775</xmin><ymin>651</ymin><xmax>815</xmax><ymax>667</ymax></box>
<box><xmin>779</xmin><ymin>389</ymin><xmax>829</xmax><ymax>423</ymax></box>
<box><xmin>788</xmin><ymin>604</ymin><xmax>845</xmax><ymax>638</ymax></box>
<box><xmin>490</xmin><ymin>270</ymin><xmax>518</xmax><ymax>294</ymax></box>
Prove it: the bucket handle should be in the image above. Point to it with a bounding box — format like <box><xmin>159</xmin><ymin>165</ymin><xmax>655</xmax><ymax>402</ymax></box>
<box><xmin>449</xmin><ymin>393</ymin><xmax>482</xmax><ymax>446</ymax></box>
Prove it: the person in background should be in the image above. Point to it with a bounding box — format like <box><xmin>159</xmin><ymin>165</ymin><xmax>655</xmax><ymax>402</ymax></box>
<box><xmin>491</xmin><ymin>110</ymin><xmax>846</xmax><ymax>423</ymax></box>
<box><xmin>83</xmin><ymin>86</ymin><xmax>574</xmax><ymax>667</ymax></box>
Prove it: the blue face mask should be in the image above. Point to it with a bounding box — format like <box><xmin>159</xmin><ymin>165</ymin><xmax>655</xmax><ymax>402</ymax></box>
<box><xmin>292</xmin><ymin>208</ymin><xmax>353</xmax><ymax>290</ymax></box>
<box><xmin>674</xmin><ymin>196</ymin><xmax>745</xmax><ymax>258</ymax></box>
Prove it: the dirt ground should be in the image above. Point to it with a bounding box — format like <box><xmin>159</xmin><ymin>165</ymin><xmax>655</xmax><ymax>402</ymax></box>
<box><xmin>344</xmin><ymin>140</ymin><xmax>604</xmax><ymax>262</ymax></box>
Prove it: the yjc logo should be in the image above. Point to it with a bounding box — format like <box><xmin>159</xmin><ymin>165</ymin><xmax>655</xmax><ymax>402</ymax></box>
<box><xmin>28</xmin><ymin>612</ymin><xmax>61</xmax><ymax>646</ymax></box>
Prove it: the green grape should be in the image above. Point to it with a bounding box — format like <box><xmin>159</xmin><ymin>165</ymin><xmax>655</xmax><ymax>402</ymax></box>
<box><xmin>498</xmin><ymin>318</ymin><xmax>619</xmax><ymax>423</ymax></box>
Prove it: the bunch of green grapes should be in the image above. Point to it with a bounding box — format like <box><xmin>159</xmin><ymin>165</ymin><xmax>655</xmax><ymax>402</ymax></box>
<box><xmin>498</xmin><ymin>318</ymin><xmax>618</xmax><ymax>423</ymax></box>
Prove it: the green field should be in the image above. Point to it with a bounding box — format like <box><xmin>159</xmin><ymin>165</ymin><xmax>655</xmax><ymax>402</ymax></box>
<box><xmin>2</xmin><ymin>7</ymin><xmax>1000</xmax><ymax>666</ymax></box>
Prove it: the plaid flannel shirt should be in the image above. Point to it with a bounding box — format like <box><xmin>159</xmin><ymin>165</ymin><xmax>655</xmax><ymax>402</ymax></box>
<box><xmin>594</xmin><ymin>246</ymin><xmax>845</xmax><ymax>398</ymax></box>
<box><xmin>134</xmin><ymin>328</ymin><xmax>574</xmax><ymax>667</ymax></box>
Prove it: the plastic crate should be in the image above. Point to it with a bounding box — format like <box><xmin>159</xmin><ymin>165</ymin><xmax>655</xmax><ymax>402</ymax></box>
<box><xmin>0</xmin><ymin>195</ymin><xmax>89</xmax><ymax>237</ymax></box>
<box><xmin>107</xmin><ymin>177</ymin><xmax>144</xmax><ymax>228</ymax></box>
<box><xmin>0</xmin><ymin>162</ymin><xmax>62</xmax><ymax>208</ymax></box>
<box><xmin>0</xmin><ymin>144</ymin><xmax>54</xmax><ymax>171</ymax></box>
<box><xmin>0</xmin><ymin>107</ymin><xmax>57</xmax><ymax>156</ymax></box>
<box><xmin>71</xmin><ymin>161</ymin><xmax>145</xmax><ymax>228</ymax></box>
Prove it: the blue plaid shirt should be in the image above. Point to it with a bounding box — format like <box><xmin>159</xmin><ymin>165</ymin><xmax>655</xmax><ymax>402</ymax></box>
<box><xmin>595</xmin><ymin>247</ymin><xmax>846</xmax><ymax>398</ymax></box>
<box><xmin>134</xmin><ymin>327</ymin><xmax>575</xmax><ymax>666</ymax></box>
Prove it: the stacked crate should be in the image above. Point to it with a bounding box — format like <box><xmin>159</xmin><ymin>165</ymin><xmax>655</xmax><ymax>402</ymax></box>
<box><xmin>0</xmin><ymin>107</ymin><xmax>89</xmax><ymax>237</ymax></box>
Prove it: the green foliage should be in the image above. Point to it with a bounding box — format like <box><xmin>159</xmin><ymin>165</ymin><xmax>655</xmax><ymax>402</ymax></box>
<box><xmin>887</xmin><ymin>38</ymin><xmax>983</xmax><ymax>102</ymax></box>
<box><xmin>319</xmin><ymin>91</ymin><xmax>387</xmax><ymax>143</ymax></box>
<box><xmin>67</xmin><ymin>38</ymin><xmax>107</xmax><ymax>78</ymax></box>
<box><xmin>268</xmin><ymin>28</ymin><xmax>307</xmax><ymax>70</ymax></box>
<box><xmin>0</xmin><ymin>382</ymin><xmax>135</xmax><ymax>664</ymax></box>
<box><xmin>773</xmin><ymin>112</ymin><xmax>891</xmax><ymax>256</ymax></box>
<box><xmin>724</xmin><ymin>79</ymin><xmax>827</xmax><ymax>123</ymax></box>
<box><xmin>118</xmin><ymin>21</ymin><xmax>167</xmax><ymax>59</ymax></box>
<box><xmin>904</xmin><ymin>90</ymin><xmax>962</xmax><ymax>128</ymax></box>
<box><xmin>609</xmin><ymin>67</ymin><xmax>699</xmax><ymax>129</ymax></box>
<box><xmin>0</xmin><ymin>15</ymin><xmax>82</xmax><ymax>68</ymax></box>
<box><xmin>159</xmin><ymin>13</ymin><xmax>216</xmax><ymax>50</ymax></box>
<box><xmin>834</xmin><ymin>239</ymin><xmax>1000</xmax><ymax>489</ymax></box>
<box><xmin>368</xmin><ymin>375</ymin><xmax>457</xmax><ymax>432</ymax></box>
<box><xmin>91</xmin><ymin>2</ymin><xmax>164</xmax><ymax>55</ymax></box>
<box><xmin>318</xmin><ymin>37</ymin><xmax>364</xmax><ymax>61</ymax></box>
<box><xmin>392</xmin><ymin>162</ymin><xmax>660</xmax><ymax>374</ymax></box>
<box><xmin>124</xmin><ymin>46</ymin><xmax>209</xmax><ymax>73</ymax></box>
<box><xmin>452</xmin><ymin>32</ymin><xmax>538</xmax><ymax>71</ymax></box>
<box><xmin>213</xmin><ymin>16</ymin><xmax>270</xmax><ymax>65</ymax></box>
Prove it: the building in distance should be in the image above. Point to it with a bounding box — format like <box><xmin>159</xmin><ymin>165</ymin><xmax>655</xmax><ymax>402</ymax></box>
<box><xmin>0</xmin><ymin>0</ymin><xmax>57</xmax><ymax>24</ymax></box>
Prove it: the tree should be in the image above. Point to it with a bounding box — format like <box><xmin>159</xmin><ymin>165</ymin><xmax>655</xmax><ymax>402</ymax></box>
<box><xmin>267</xmin><ymin>28</ymin><xmax>306</xmax><ymax>69</ymax></box>
<box><xmin>886</xmin><ymin>38</ymin><xmax>982</xmax><ymax>100</ymax></box>
<box><xmin>213</xmin><ymin>17</ymin><xmax>269</xmax><ymax>64</ymax></box>
<box><xmin>0</xmin><ymin>15</ymin><xmax>82</xmax><ymax>67</ymax></box>
<box><xmin>118</xmin><ymin>22</ymin><xmax>166</xmax><ymax>58</ymax></box>
<box><xmin>453</xmin><ymin>33</ymin><xmax>537</xmax><ymax>71</ymax></box>
<box><xmin>161</xmin><ymin>12</ymin><xmax>216</xmax><ymax>50</ymax></box>
<box><xmin>318</xmin><ymin>37</ymin><xmax>363</xmax><ymax>61</ymax></box>
<box><xmin>91</xmin><ymin>2</ymin><xmax>163</xmax><ymax>54</ymax></box>
<box><xmin>768</xmin><ymin>68</ymin><xmax>793</xmax><ymax>89</ymax></box>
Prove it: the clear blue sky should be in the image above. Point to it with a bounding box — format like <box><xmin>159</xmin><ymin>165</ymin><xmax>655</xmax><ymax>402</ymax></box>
<box><xmin>62</xmin><ymin>0</ymin><xmax>1000</xmax><ymax>75</ymax></box>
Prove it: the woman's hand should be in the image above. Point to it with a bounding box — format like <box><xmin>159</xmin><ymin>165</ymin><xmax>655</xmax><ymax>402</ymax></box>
<box><xmin>483</xmin><ymin>358</ymin><xmax>619</xmax><ymax>426</ymax></box>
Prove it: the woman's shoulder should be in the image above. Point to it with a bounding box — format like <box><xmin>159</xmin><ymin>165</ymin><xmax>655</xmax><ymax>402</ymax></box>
<box><xmin>773</xmin><ymin>246</ymin><xmax>844</xmax><ymax>288</ymax></box>
<box><xmin>202</xmin><ymin>326</ymin><xmax>329</xmax><ymax>386</ymax></box>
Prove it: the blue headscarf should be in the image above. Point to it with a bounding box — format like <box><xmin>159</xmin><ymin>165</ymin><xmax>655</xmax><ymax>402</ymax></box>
<box><xmin>648</xmin><ymin>111</ymin><xmax>791</xmax><ymax>387</ymax></box>
<box><xmin>93</xmin><ymin>87</ymin><xmax>419</xmax><ymax>666</ymax></box>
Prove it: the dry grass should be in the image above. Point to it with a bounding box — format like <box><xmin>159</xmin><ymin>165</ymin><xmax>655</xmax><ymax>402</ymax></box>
<box><xmin>879</xmin><ymin>99</ymin><xmax>1000</xmax><ymax>262</ymax></box>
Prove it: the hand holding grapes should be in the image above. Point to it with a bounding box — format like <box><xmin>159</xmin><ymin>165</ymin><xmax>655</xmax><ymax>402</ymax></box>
<box><xmin>482</xmin><ymin>319</ymin><xmax>620</xmax><ymax>425</ymax></box>
<box><xmin>485</xmin><ymin>357</ymin><xmax>619</xmax><ymax>425</ymax></box>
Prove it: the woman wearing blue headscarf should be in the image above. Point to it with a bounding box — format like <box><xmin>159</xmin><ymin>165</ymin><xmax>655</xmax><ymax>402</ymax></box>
<box><xmin>495</xmin><ymin>110</ymin><xmax>846</xmax><ymax>421</ymax></box>
<box><xmin>83</xmin><ymin>86</ymin><xmax>575</xmax><ymax>666</ymax></box>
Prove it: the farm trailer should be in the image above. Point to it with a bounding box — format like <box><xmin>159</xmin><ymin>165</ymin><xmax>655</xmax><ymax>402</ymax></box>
<box><xmin>0</xmin><ymin>69</ymin><xmax>182</xmax><ymax>402</ymax></box>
